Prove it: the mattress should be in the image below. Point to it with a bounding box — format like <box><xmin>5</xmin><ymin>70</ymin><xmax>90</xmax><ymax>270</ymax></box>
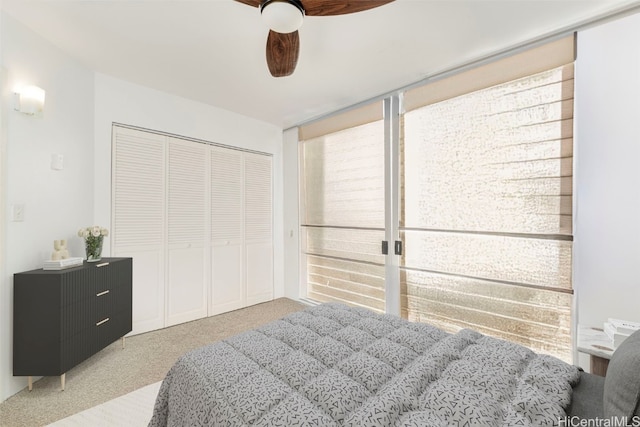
<box><xmin>149</xmin><ymin>303</ymin><xmax>580</xmax><ymax>426</ymax></box>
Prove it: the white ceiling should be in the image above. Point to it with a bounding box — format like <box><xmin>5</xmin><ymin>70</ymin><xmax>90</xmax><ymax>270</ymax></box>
<box><xmin>3</xmin><ymin>0</ymin><xmax>640</xmax><ymax>129</ymax></box>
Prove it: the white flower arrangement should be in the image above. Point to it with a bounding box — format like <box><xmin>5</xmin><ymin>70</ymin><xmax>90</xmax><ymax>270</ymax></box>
<box><xmin>78</xmin><ymin>226</ymin><xmax>109</xmax><ymax>261</ymax></box>
<box><xmin>77</xmin><ymin>225</ymin><xmax>109</xmax><ymax>239</ymax></box>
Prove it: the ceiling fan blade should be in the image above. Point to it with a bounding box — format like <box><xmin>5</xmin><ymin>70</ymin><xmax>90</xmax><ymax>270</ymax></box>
<box><xmin>233</xmin><ymin>0</ymin><xmax>261</xmax><ymax>8</ymax></box>
<box><xmin>302</xmin><ymin>0</ymin><xmax>395</xmax><ymax>16</ymax></box>
<box><xmin>266</xmin><ymin>30</ymin><xmax>300</xmax><ymax>77</ymax></box>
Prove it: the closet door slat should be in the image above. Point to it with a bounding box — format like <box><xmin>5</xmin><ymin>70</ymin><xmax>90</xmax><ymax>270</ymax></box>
<box><xmin>244</xmin><ymin>153</ymin><xmax>272</xmax><ymax>241</ymax></box>
<box><xmin>211</xmin><ymin>148</ymin><xmax>243</xmax><ymax>241</ymax></box>
<box><xmin>168</xmin><ymin>138</ymin><xmax>208</xmax><ymax>245</ymax></box>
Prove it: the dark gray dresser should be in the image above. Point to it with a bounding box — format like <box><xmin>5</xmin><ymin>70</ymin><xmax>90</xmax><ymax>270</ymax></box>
<box><xmin>13</xmin><ymin>257</ymin><xmax>132</xmax><ymax>390</ymax></box>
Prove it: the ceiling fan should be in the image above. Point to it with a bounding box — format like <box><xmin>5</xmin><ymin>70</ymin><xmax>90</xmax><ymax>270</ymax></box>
<box><xmin>234</xmin><ymin>0</ymin><xmax>395</xmax><ymax>77</ymax></box>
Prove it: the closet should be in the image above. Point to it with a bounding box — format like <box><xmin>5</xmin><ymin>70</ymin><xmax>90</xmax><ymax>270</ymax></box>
<box><xmin>111</xmin><ymin>125</ymin><xmax>273</xmax><ymax>335</ymax></box>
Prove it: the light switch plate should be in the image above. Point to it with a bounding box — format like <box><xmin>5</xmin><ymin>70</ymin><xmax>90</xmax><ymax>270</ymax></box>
<box><xmin>51</xmin><ymin>154</ymin><xmax>64</xmax><ymax>170</ymax></box>
<box><xmin>11</xmin><ymin>204</ymin><xmax>25</xmax><ymax>222</ymax></box>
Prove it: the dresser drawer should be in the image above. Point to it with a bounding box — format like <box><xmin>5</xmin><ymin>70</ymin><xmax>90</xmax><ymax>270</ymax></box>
<box><xmin>95</xmin><ymin>287</ymin><xmax>114</xmax><ymax>323</ymax></box>
<box><xmin>61</xmin><ymin>300</ymin><xmax>94</xmax><ymax>342</ymax></box>
<box><xmin>93</xmin><ymin>261</ymin><xmax>128</xmax><ymax>294</ymax></box>
<box><xmin>96</xmin><ymin>311</ymin><xmax>130</xmax><ymax>352</ymax></box>
<box><xmin>61</xmin><ymin>328</ymin><xmax>96</xmax><ymax>373</ymax></box>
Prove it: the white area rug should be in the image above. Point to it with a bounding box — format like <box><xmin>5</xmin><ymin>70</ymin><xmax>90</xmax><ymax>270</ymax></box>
<box><xmin>47</xmin><ymin>381</ymin><xmax>161</xmax><ymax>427</ymax></box>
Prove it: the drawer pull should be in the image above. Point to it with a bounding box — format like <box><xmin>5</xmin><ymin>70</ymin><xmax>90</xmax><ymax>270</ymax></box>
<box><xmin>96</xmin><ymin>290</ymin><xmax>110</xmax><ymax>297</ymax></box>
<box><xmin>96</xmin><ymin>318</ymin><xmax>110</xmax><ymax>326</ymax></box>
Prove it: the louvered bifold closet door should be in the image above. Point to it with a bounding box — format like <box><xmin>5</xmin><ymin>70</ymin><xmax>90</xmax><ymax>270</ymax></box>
<box><xmin>210</xmin><ymin>147</ymin><xmax>244</xmax><ymax>315</ymax></box>
<box><xmin>244</xmin><ymin>153</ymin><xmax>273</xmax><ymax>305</ymax></box>
<box><xmin>112</xmin><ymin>126</ymin><xmax>166</xmax><ymax>335</ymax></box>
<box><xmin>166</xmin><ymin>137</ymin><xmax>209</xmax><ymax>326</ymax></box>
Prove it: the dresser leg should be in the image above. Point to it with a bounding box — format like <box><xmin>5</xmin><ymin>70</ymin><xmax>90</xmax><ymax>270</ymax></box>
<box><xmin>61</xmin><ymin>373</ymin><xmax>65</xmax><ymax>391</ymax></box>
<box><xmin>28</xmin><ymin>376</ymin><xmax>32</xmax><ymax>391</ymax></box>
<box><xmin>122</xmin><ymin>336</ymin><xmax>126</xmax><ymax>349</ymax></box>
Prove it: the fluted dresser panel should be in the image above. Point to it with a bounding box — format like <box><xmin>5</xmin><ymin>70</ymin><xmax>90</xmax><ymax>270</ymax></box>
<box><xmin>13</xmin><ymin>258</ymin><xmax>132</xmax><ymax>378</ymax></box>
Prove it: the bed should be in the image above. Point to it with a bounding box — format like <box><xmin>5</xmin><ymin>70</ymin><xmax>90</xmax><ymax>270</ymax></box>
<box><xmin>149</xmin><ymin>303</ymin><xmax>640</xmax><ymax>426</ymax></box>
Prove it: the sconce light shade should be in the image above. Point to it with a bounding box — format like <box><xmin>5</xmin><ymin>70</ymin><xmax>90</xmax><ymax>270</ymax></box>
<box><xmin>14</xmin><ymin>85</ymin><xmax>45</xmax><ymax>115</ymax></box>
<box><xmin>261</xmin><ymin>0</ymin><xmax>304</xmax><ymax>34</ymax></box>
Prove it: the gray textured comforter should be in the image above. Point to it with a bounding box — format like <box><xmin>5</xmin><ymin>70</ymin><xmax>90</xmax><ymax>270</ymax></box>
<box><xmin>149</xmin><ymin>303</ymin><xmax>579</xmax><ymax>426</ymax></box>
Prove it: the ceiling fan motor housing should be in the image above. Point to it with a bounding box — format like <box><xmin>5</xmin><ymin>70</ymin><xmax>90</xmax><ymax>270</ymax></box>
<box><xmin>240</xmin><ymin>0</ymin><xmax>395</xmax><ymax>76</ymax></box>
<box><xmin>260</xmin><ymin>0</ymin><xmax>305</xmax><ymax>33</ymax></box>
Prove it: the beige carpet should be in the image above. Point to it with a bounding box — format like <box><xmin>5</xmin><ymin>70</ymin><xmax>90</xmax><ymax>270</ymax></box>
<box><xmin>0</xmin><ymin>298</ymin><xmax>306</xmax><ymax>427</ymax></box>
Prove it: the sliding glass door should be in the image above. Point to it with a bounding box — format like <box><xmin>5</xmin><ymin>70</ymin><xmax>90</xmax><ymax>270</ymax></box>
<box><xmin>299</xmin><ymin>37</ymin><xmax>575</xmax><ymax>362</ymax></box>
<box><xmin>299</xmin><ymin>103</ymin><xmax>386</xmax><ymax>312</ymax></box>
<box><xmin>401</xmin><ymin>64</ymin><xmax>574</xmax><ymax>362</ymax></box>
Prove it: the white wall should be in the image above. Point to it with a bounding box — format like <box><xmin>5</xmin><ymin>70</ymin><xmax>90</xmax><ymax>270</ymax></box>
<box><xmin>283</xmin><ymin>127</ymin><xmax>300</xmax><ymax>300</ymax></box>
<box><xmin>0</xmin><ymin>0</ymin><xmax>5</xmax><ymax>402</ymax></box>
<box><xmin>574</xmin><ymin>12</ymin><xmax>640</xmax><ymax>368</ymax></box>
<box><xmin>0</xmin><ymin>12</ymin><xmax>95</xmax><ymax>400</ymax></box>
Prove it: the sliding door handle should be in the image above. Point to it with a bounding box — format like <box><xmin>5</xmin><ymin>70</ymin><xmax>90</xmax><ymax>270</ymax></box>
<box><xmin>394</xmin><ymin>240</ymin><xmax>403</xmax><ymax>256</ymax></box>
<box><xmin>383</xmin><ymin>240</ymin><xmax>402</xmax><ymax>255</ymax></box>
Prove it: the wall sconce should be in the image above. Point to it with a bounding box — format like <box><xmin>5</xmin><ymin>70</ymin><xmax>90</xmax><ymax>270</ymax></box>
<box><xmin>13</xmin><ymin>85</ymin><xmax>45</xmax><ymax>116</ymax></box>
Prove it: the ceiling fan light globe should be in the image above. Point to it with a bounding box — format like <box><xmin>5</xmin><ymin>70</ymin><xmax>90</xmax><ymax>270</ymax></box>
<box><xmin>261</xmin><ymin>1</ymin><xmax>304</xmax><ymax>34</ymax></box>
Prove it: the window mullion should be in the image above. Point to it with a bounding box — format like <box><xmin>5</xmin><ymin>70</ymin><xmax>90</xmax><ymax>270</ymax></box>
<box><xmin>384</xmin><ymin>96</ymin><xmax>401</xmax><ymax>316</ymax></box>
